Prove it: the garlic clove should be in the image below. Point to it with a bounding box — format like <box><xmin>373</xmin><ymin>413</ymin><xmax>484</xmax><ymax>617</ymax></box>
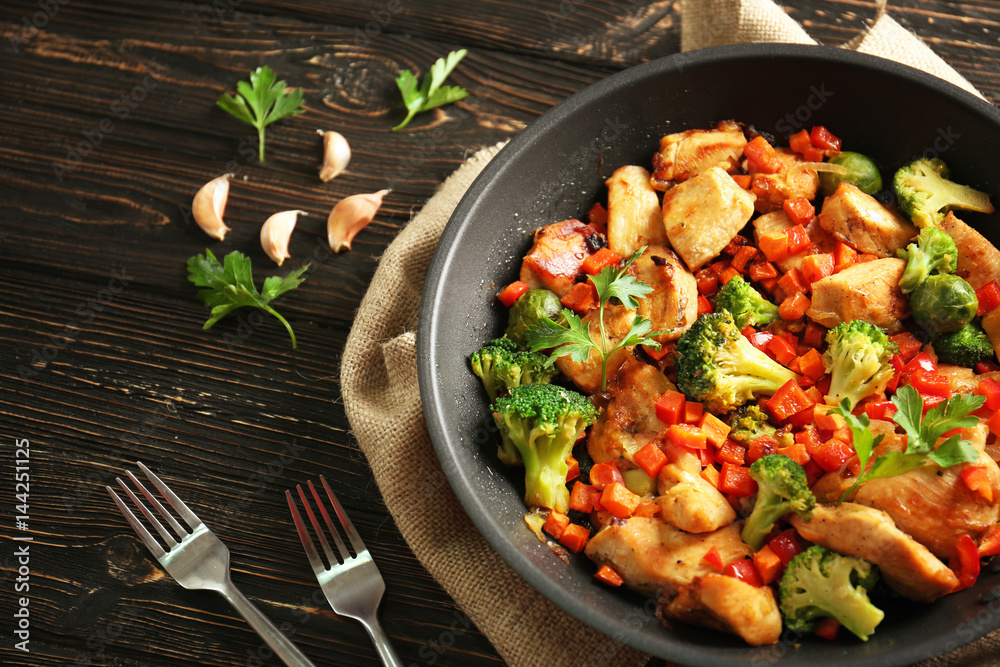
<box><xmin>260</xmin><ymin>209</ymin><xmax>307</xmax><ymax>266</ymax></box>
<box><xmin>327</xmin><ymin>189</ymin><xmax>390</xmax><ymax>253</ymax></box>
<box><xmin>192</xmin><ymin>173</ymin><xmax>234</xmax><ymax>240</ymax></box>
<box><xmin>317</xmin><ymin>130</ymin><xmax>351</xmax><ymax>182</ymax></box>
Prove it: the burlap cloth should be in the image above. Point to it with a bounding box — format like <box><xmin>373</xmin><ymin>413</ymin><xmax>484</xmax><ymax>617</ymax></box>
<box><xmin>340</xmin><ymin>2</ymin><xmax>998</xmax><ymax>665</ymax></box>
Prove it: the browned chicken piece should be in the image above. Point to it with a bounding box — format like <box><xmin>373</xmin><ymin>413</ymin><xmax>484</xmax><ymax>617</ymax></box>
<box><xmin>650</xmin><ymin>120</ymin><xmax>747</xmax><ymax>189</ymax></box>
<box><xmin>555</xmin><ymin>303</ymin><xmax>635</xmax><ymax>394</ymax></box>
<box><xmin>935</xmin><ymin>363</ymin><xmax>979</xmax><ymax>395</ymax></box>
<box><xmin>940</xmin><ymin>211</ymin><xmax>1000</xmax><ymax>290</ymax></box>
<box><xmin>807</xmin><ymin>258</ymin><xmax>909</xmax><ymax>333</ymax></box>
<box><xmin>749</xmin><ymin>149</ymin><xmax>820</xmax><ymax>214</ymax></box>
<box><xmin>982</xmin><ymin>308</ymin><xmax>1000</xmax><ymax>361</ymax></box>
<box><xmin>588</xmin><ymin>356</ymin><xmax>675</xmax><ymax>463</ymax></box>
<box><xmin>584</xmin><ymin>518</ymin><xmax>752</xmax><ymax>599</ymax></box>
<box><xmin>852</xmin><ymin>446</ymin><xmax>1000</xmax><ymax>560</ymax></box>
<box><xmin>633</xmin><ymin>245</ymin><xmax>698</xmax><ymax>342</ymax></box>
<box><xmin>606</xmin><ymin>165</ymin><xmax>668</xmax><ymax>257</ymax></box>
<box><xmin>811</xmin><ymin>419</ymin><xmax>901</xmax><ymax>504</ymax></box>
<box><xmin>790</xmin><ymin>503</ymin><xmax>958</xmax><ymax>602</ymax></box>
<box><xmin>657</xmin><ymin>463</ymin><xmax>737</xmax><ymax>533</ymax></box>
<box><xmin>660</xmin><ymin>167</ymin><xmax>756</xmax><ymax>272</ymax></box>
<box><xmin>659</xmin><ymin>573</ymin><xmax>782</xmax><ymax>646</ymax></box>
<box><xmin>519</xmin><ymin>218</ymin><xmax>592</xmax><ymax>297</ymax></box>
<box><xmin>817</xmin><ymin>182</ymin><xmax>918</xmax><ymax>257</ymax></box>
<box><xmin>753</xmin><ymin>210</ymin><xmax>837</xmax><ymax>273</ymax></box>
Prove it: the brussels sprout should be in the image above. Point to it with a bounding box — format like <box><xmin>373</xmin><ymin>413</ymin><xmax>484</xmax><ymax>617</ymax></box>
<box><xmin>909</xmin><ymin>274</ymin><xmax>978</xmax><ymax>335</ymax></box>
<box><xmin>820</xmin><ymin>151</ymin><xmax>883</xmax><ymax>197</ymax></box>
<box><xmin>505</xmin><ymin>288</ymin><xmax>566</xmax><ymax>345</ymax></box>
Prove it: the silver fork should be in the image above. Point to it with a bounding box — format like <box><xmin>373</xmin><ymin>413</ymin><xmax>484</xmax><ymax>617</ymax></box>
<box><xmin>287</xmin><ymin>477</ymin><xmax>403</xmax><ymax>667</ymax></box>
<box><xmin>107</xmin><ymin>462</ymin><xmax>315</xmax><ymax>667</ymax></box>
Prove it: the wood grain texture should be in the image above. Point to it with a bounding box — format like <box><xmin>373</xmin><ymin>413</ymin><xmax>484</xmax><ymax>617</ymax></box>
<box><xmin>1</xmin><ymin>0</ymin><xmax>998</xmax><ymax>665</ymax></box>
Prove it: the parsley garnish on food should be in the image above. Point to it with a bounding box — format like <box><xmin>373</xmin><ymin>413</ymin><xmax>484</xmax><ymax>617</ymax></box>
<box><xmin>392</xmin><ymin>50</ymin><xmax>470</xmax><ymax>131</ymax></box>
<box><xmin>832</xmin><ymin>384</ymin><xmax>984</xmax><ymax>503</ymax></box>
<box><xmin>186</xmin><ymin>249</ymin><xmax>310</xmax><ymax>349</ymax></box>
<box><xmin>525</xmin><ymin>248</ymin><xmax>664</xmax><ymax>391</ymax></box>
<box><xmin>216</xmin><ymin>66</ymin><xmax>306</xmax><ymax>162</ymax></box>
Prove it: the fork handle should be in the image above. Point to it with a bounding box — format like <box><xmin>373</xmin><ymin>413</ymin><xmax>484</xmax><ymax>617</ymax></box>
<box><xmin>219</xmin><ymin>582</ymin><xmax>315</xmax><ymax>667</ymax></box>
<box><xmin>360</xmin><ymin>617</ymin><xmax>403</xmax><ymax>667</ymax></box>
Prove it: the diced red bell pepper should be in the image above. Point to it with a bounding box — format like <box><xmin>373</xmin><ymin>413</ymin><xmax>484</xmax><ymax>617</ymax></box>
<box><xmin>589</xmin><ymin>461</ymin><xmax>624</xmax><ymax>490</ymax></box>
<box><xmin>784</xmin><ymin>226</ymin><xmax>812</xmax><ymax>255</ymax></box>
<box><xmin>719</xmin><ymin>462</ymin><xmax>758</xmax><ymax>497</ymax></box>
<box><xmin>789</xmin><ymin>129</ymin><xmax>825</xmax><ymax>161</ymax></box>
<box><xmin>903</xmin><ymin>351</ymin><xmax>937</xmax><ymax>374</ymax></box>
<box><xmin>949</xmin><ymin>534</ymin><xmax>981</xmax><ymax>591</ymax></box>
<box><xmin>746</xmin><ymin>434</ymin><xmax>779</xmax><ymax>463</ymax></box>
<box><xmin>683</xmin><ymin>400</ymin><xmax>705</xmax><ymax>424</ymax></box>
<box><xmin>864</xmin><ymin>400</ymin><xmax>897</xmax><ymax>421</ymax></box>
<box><xmin>960</xmin><ymin>466</ymin><xmax>994</xmax><ymax>502</ymax></box>
<box><xmin>813</xmin><ymin>439</ymin><xmax>855</xmax><ymax>473</ymax></box>
<box><xmin>813</xmin><ymin>618</ymin><xmax>840</xmax><ymax>640</ymax></box>
<box><xmin>768</xmin><ymin>529</ymin><xmax>805</xmax><ymax>565</ymax></box>
<box><xmin>809</xmin><ymin>126</ymin><xmax>842</xmax><ymax>151</ymax></box>
<box><xmin>747</xmin><ymin>329</ymin><xmax>774</xmax><ymax>352</ymax></box>
<box><xmin>699</xmin><ymin>412</ymin><xmax>732</xmax><ymax>448</ymax></box>
<box><xmin>667</xmin><ymin>423</ymin><xmax>709</xmax><ymax>450</ymax></box>
<box><xmin>910</xmin><ymin>369</ymin><xmax>952</xmax><ymax>398</ymax></box>
<box><xmin>633</xmin><ymin>441</ymin><xmax>668</xmax><ymax>479</ymax></box>
<box><xmin>749</xmin><ymin>260</ymin><xmax>779</xmax><ymax>282</ymax></box>
<box><xmin>581</xmin><ymin>247</ymin><xmax>623</xmax><ymax>275</ymax></box>
<box><xmin>783</xmin><ymin>198</ymin><xmax>816</xmax><ymax>226</ymax></box>
<box><xmin>565</xmin><ymin>455</ymin><xmax>580</xmax><ymax>482</ymax></box>
<box><xmin>643</xmin><ymin>342</ymin><xmax>671</xmax><ymax>362</ymax></box>
<box><xmin>594</xmin><ymin>564</ymin><xmax>624</xmax><ymax>587</ymax></box>
<box><xmin>803</xmin><ymin>322</ymin><xmax>827</xmax><ymax>349</ymax></box>
<box><xmin>697</xmin><ymin>295</ymin><xmax>713</xmax><ymax>315</ymax></box>
<box><xmin>702</xmin><ymin>545</ymin><xmax>725</xmax><ymax>569</ymax></box>
<box><xmin>722</xmin><ymin>558</ymin><xmax>764</xmax><ymax>587</ymax></box>
<box><xmin>976</xmin><ymin>280</ymin><xmax>1000</xmax><ymax>316</ymax></box>
<box><xmin>797</xmin><ymin>348</ymin><xmax>826</xmax><ymax>381</ymax></box>
<box><xmin>745</xmin><ymin>136</ymin><xmax>782</xmax><ymax>174</ymax></box>
<box><xmin>768</xmin><ymin>379</ymin><xmax>816</xmax><ymax>421</ymax></box>
<box><xmin>888</xmin><ymin>331</ymin><xmax>922</xmax><ymax>364</ymax></box>
<box><xmin>767</xmin><ymin>335</ymin><xmax>798</xmax><ymax>366</ymax></box>
<box><xmin>977</xmin><ymin>360</ymin><xmax>1000</xmax><ymax>374</ymax></box>
<box><xmin>496</xmin><ymin>280</ymin><xmax>529</xmax><ymax>307</ymax></box>
<box><xmin>776</xmin><ymin>441</ymin><xmax>810</xmax><ymax>466</ymax></box>
<box><xmin>975</xmin><ymin>377</ymin><xmax>1000</xmax><ymax>411</ymax></box>
<box><xmin>655</xmin><ymin>390</ymin><xmax>687</xmax><ymax>425</ymax></box>
<box><xmin>716</xmin><ymin>439</ymin><xmax>747</xmax><ymax>466</ymax></box>
<box><xmin>978</xmin><ymin>524</ymin><xmax>1000</xmax><ymax>557</ymax></box>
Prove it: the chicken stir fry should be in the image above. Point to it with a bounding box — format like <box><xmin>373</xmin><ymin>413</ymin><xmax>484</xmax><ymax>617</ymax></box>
<box><xmin>473</xmin><ymin>122</ymin><xmax>999</xmax><ymax>646</ymax></box>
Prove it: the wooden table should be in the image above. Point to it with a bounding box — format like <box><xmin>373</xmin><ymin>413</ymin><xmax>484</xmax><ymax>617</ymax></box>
<box><xmin>1</xmin><ymin>1</ymin><xmax>998</xmax><ymax>665</ymax></box>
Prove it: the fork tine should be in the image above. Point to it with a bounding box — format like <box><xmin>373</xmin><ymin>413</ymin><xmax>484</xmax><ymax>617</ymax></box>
<box><xmin>137</xmin><ymin>461</ymin><xmax>203</xmax><ymax>531</ymax></box>
<box><xmin>307</xmin><ymin>480</ymin><xmax>355</xmax><ymax>561</ymax></box>
<box><xmin>319</xmin><ymin>476</ymin><xmax>367</xmax><ymax>555</ymax></box>
<box><xmin>117</xmin><ymin>476</ymin><xmax>180</xmax><ymax>548</ymax></box>
<box><xmin>106</xmin><ymin>486</ymin><xmax>168</xmax><ymax>559</ymax></box>
<box><xmin>286</xmin><ymin>491</ymin><xmax>327</xmax><ymax>575</ymax></box>
<box><xmin>126</xmin><ymin>470</ymin><xmax>188</xmax><ymax>540</ymax></box>
<box><xmin>297</xmin><ymin>484</ymin><xmax>348</xmax><ymax>566</ymax></box>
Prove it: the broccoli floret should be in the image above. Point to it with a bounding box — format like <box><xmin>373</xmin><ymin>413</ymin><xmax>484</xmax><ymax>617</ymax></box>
<box><xmin>675</xmin><ymin>311</ymin><xmax>799</xmax><ymax>413</ymax></box>
<box><xmin>470</xmin><ymin>337</ymin><xmax>557</xmax><ymax>401</ymax></box>
<box><xmin>727</xmin><ymin>404</ymin><xmax>777</xmax><ymax>445</ymax></box>
<box><xmin>823</xmin><ymin>321</ymin><xmax>898</xmax><ymax>410</ymax></box>
<box><xmin>932</xmin><ymin>320</ymin><xmax>995</xmax><ymax>368</ymax></box>
<box><xmin>779</xmin><ymin>546</ymin><xmax>884</xmax><ymax>641</ymax></box>
<box><xmin>741</xmin><ymin>455</ymin><xmax>815</xmax><ymax>550</ymax></box>
<box><xmin>893</xmin><ymin>158</ymin><xmax>994</xmax><ymax>227</ymax></box>
<box><xmin>491</xmin><ymin>383</ymin><xmax>598</xmax><ymax>513</ymax></box>
<box><xmin>714</xmin><ymin>274</ymin><xmax>781</xmax><ymax>328</ymax></box>
<box><xmin>897</xmin><ymin>226</ymin><xmax>959</xmax><ymax>294</ymax></box>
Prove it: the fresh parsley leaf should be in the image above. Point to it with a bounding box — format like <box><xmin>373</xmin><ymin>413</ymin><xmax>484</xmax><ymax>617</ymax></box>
<box><xmin>833</xmin><ymin>384</ymin><xmax>983</xmax><ymax>503</ymax></box>
<box><xmin>187</xmin><ymin>249</ymin><xmax>310</xmax><ymax>349</ymax></box>
<box><xmin>392</xmin><ymin>50</ymin><xmax>470</xmax><ymax>131</ymax></box>
<box><xmin>217</xmin><ymin>66</ymin><xmax>306</xmax><ymax>162</ymax></box>
<box><xmin>524</xmin><ymin>246</ymin><xmax>664</xmax><ymax>391</ymax></box>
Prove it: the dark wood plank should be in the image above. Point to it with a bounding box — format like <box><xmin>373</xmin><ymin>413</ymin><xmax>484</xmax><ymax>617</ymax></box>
<box><xmin>2</xmin><ymin>1</ymin><xmax>1000</xmax><ymax>665</ymax></box>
